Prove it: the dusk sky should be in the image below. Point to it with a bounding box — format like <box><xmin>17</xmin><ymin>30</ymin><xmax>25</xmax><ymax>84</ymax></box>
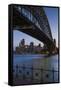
<box><xmin>13</xmin><ymin>7</ymin><xmax>58</xmax><ymax>49</ymax></box>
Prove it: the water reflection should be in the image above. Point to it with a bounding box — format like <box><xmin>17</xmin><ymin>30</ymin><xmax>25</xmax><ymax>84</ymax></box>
<box><xmin>13</xmin><ymin>54</ymin><xmax>59</xmax><ymax>85</ymax></box>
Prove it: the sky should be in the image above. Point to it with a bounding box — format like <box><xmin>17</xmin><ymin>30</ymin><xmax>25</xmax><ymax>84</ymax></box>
<box><xmin>44</xmin><ymin>7</ymin><xmax>58</xmax><ymax>47</ymax></box>
<box><xmin>13</xmin><ymin>7</ymin><xmax>58</xmax><ymax>49</ymax></box>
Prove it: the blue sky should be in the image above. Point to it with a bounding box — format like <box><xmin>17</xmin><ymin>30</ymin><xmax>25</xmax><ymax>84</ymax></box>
<box><xmin>13</xmin><ymin>7</ymin><xmax>58</xmax><ymax>49</ymax></box>
<box><xmin>44</xmin><ymin>7</ymin><xmax>58</xmax><ymax>47</ymax></box>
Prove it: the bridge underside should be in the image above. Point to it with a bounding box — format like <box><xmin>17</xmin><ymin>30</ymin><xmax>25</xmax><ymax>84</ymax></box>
<box><xmin>12</xmin><ymin>5</ymin><xmax>55</xmax><ymax>53</ymax></box>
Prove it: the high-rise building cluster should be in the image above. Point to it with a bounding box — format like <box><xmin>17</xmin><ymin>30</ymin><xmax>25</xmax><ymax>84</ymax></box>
<box><xmin>14</xmin><ymin>38</ymin><xmax>57</xmax><ymax>54</ymax></box>
<box><xmin>15</xmin><ymin>39</ymin><xmax>45</xmax><ymax>54</ymax></box>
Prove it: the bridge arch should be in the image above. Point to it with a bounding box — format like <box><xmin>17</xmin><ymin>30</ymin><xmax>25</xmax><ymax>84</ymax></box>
<box><xmin>12</xmin><ymin>5</ymin><xmax>56</xmax><ymax>53</ymax></box>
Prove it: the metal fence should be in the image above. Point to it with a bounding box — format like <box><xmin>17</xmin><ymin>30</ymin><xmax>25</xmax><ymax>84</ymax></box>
<box><xmin>13</xmin><ymin>64</ymin><xmax>59</xmax><ymax>84</ymax></box>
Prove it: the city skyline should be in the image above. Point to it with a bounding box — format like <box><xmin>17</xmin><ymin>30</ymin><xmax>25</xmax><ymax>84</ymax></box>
<box><xmin>13</xmin><ymin>7</ymin><xmax>58</xmax><ymax>50</ymax></box>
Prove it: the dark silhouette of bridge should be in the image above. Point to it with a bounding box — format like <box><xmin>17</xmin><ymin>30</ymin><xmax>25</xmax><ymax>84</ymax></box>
<box><xmin>10</xmin><ymin>5</ymin><xmax>56</xmax><ymax>53</ymax></box>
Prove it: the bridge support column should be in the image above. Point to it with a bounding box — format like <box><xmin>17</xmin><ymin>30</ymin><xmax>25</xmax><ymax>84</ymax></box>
<box><xmin>48</xmin><ymin>44</ymin><xmax>57</xmax><ymax>55</ymax></box>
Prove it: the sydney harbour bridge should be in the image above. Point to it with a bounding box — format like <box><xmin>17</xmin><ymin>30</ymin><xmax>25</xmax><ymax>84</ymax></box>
<box><xmin>10</xmin><ymin>4</ymin><xmax>56</xmax><ymax>54</ymax></box>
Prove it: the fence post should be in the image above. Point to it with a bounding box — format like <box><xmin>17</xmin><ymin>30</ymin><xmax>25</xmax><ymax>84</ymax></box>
<box><xmin>23</xmin><ymin>64</ymin><xmax>25</xmax><ymax>80</ymax></box>
<box><xmin>40</xmin><ymin>68</ymin><xmax>43</xmax><ymax>83</ymax></box>
<box><xmin>16</xmin><ymin>64</ymin><xmax>19</xmax><ymax>78</ymax></box>
<box><xmin>52</xmin><ymin>68</ymin><xmax>54</xmax><ymax>82</ymax></box>
<box><xmin>31</xmin><ymin>65</ymin><xmax>33</xmax><ymax>81</ymax></box>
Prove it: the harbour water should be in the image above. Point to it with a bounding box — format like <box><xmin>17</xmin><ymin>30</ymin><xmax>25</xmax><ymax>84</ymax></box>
<box><xmin>13</xmin><ymin>54</ymin><xmax>59</xmax><ymax>85</ymax></box>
